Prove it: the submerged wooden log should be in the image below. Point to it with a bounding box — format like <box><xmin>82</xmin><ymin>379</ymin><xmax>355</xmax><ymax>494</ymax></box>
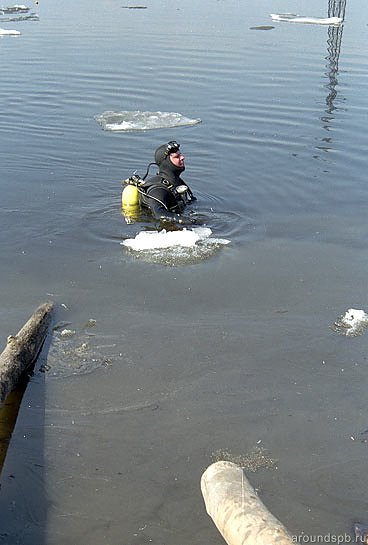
<box><xmin>0</xmin><ymin>302</ymin><xmax>54</xmax><ymax>407</ymax></box>
<box><xmin>201</xmin><ymin>461</ymin><xmax>293</xmax><ymax>545</ymax></box>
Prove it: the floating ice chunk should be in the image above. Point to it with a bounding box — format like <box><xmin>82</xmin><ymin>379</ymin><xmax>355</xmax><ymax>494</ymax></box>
<box><xmin>270</xmin><ymin>13</ymin><xmax>343</xmax><ymax>25</ymax></box>
<box><xmin>121</xmin><ymin>227</ymin><xmax>230</xmax><ymax>251</ymax></box>
<box><xmin>60</xmin><ymin>328</ymin><xmax>76</xmax><ymax>338</ymax></box>
<box><xmin>121</xmin><ymin>227</ymin><xmax>230</xmax><ymax>264</ymax></box>
<box><xmin>95</xmin><ymin>111</ymin><xmax>201</xmax><ymax>132</ymax></box>
<box><xmin>0</xmin><ymin>26</ymin><xmax>20</xmax><ymax>34</ymax></box>
<box><xmin>0</xmin><ymin>12</ymin><xmax>39</xmax><ymax>21</ymax></box>
<box><xmin>341</xmin><ymin>309</ymin><xmax>368</xmax><ymax>327</ymax></box>
<box><xmin>0</xmin><ymin>5</ymin><xmax>29</xmax><ymax>14</ymax></box>
<box><xmin>332</xmin><ymin>308</ymin><xmax>368</xmax><ymax>337</ymax></box>
<box><xmin>122</xmin><ymin>228</ymin><xmax>204</xmax><ymax>250</ymax></box>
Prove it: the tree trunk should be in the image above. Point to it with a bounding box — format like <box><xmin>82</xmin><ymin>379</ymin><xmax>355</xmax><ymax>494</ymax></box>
<box><xmin>0</xmin><ymin>302</ymin><xmax>54</xmax><ymax>407</ymax></box>
<box><xmin>201</xmin><ymin>461</ymin><xmax>294</xmax><ymax>545</ymax></box>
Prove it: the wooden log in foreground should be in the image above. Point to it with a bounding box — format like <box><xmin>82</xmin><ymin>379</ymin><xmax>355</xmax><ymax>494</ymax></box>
<box><xmin>0</xmin><ymin>302</ymin><xmax>54</xmax><ymax>408</ymax></box>
<box><xmin>201</xmin><ymin>461</ymin><xmax>294</xmax><ymax>545</ymax></box>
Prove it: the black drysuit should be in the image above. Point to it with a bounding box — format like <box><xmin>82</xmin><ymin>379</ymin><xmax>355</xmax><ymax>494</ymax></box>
<box><xmin>140</xmin><ymin>151</ymin><xmax>196</xmax><ymax>224</ymax></box>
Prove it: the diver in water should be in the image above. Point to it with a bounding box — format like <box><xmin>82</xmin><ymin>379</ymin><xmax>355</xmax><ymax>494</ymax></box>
<box><xmin>139</xmin><ymin>141</ymin><xmax>197</xmax><ymax>224</ymax></box>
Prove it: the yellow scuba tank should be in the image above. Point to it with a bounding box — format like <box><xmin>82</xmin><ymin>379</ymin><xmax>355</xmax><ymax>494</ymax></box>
<box><xmin>122</xmin><ymin>175</ymin><xmax>142</xmax><ymax>222</ymax></box>
<box><xmin>122</xmin><ymin>184</ymin><xmax>140</xmax><ymax>208</ymax></box>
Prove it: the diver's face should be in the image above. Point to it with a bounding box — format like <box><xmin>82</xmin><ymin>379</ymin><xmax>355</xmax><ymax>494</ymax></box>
<box><xmin>169</xmin><ymin>151</ymin><xmax>185</xmax><ymax>168</ymax></box>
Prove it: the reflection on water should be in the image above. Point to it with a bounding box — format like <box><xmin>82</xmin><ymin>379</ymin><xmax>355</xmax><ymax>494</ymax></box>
<box><xmin>324</xmin><ymin>0</ymin><xmax>347</xmax><ymax>116</ymax></box>
<box><xmin>0</xmin><ymin>385</ymin><xmax>27</xmax><ymax>475</ymax></box>
<box><xmin>0</xmin><ymin>353</ymin><xmax>47</xmax><ymax>545</ymax></box>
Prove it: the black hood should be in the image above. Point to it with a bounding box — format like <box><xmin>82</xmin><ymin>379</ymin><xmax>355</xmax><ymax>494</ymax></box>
<box><xmin>154</xmin><ymin>143</ymin><xmax>185</xmax><ymax>184</ymax></box>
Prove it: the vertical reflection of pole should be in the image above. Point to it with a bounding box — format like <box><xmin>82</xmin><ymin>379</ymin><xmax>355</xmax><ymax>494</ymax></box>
<box><xmin>324</xmin><ymin>0</ymin><xmax>347</xmax><ymax>115</ymax></box>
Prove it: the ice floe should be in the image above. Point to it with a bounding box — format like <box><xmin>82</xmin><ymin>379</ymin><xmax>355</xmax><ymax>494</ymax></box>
<box><xmin>332</xmin><ymin>308</ymin><xmax>368</xmax><ymax>337</ymax></box>
<box><xmin>270</xmin><ymin>14</ymin><xmax>343</xmax><ymax>25</ymax></box>
<box><xmin>0</xmin><ymin>13</ymin><xmax>38</xmax><ymax>21</ymax></box>
<box><xmin>0</xmin><ymin>26</ymin><xmax>20</xmax><ymax>34</ymax></box>
<box><xmin>0</xmin><ymin>4</ymin><xmax>38</xmax><ymax>26</ymax></box>
<box><xmin>0</xmin><ymin>5</ymin><xmax>29</xmax><ymax>14</ymax></box>
<box><xmin>95</xmin><ymin>111</ymin><xmax>201</xmax><ymax>132</ymax></box>
<box><xmin>122</xmin><ymin>227</ymin><xmax>229</xmax><ymax>251</ymax></box>
<box><xmin>121</xmin><ymin>227</ymin><xmax>230</xmax><ymax>264</ymax></box>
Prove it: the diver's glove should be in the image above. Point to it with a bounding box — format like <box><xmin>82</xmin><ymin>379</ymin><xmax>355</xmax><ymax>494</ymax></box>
<box><xmin>178</xmin><ymin>216</ymin><xmax>198</xmax><ymax>226</ymax></box>
<box><xmin>159</xmin><ymin>212</ymin><xmax>197</xmax><ymax>226</ymax></box>
<box><xmin>181</xmin><ymin>212</ymin><xmax>206</xmax><ymax>225</ymax></box>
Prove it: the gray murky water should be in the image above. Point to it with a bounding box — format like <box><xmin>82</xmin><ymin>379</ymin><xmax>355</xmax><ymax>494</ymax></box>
<box><xmin>1</xmin><ymin>0</ymin><xmax>368</xmax><ymax>543</ymax></box>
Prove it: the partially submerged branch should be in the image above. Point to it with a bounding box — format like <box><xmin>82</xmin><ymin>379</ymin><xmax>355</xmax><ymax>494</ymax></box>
<box><xmin>0</xmin><ymin>302</ymin><xmax>54</xmax><ymax>407</ymax></box>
